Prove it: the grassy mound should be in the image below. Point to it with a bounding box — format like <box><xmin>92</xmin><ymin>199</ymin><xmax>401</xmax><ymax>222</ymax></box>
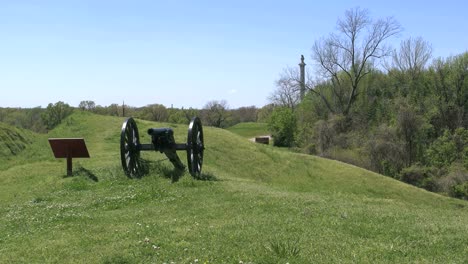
<box><xmin>227</xmin><ymin>122</ymin><xmax>269</xmax><ymax>138</ymax></box>
<box><xmin>0</xmin><ymin>122</ymin><xmax>34</xmax><ymax>157</ymax></box>
<box><xmin>0</xmin><ymin>112</ymin><xmax>467</xmax><ymax>263</ymax></box>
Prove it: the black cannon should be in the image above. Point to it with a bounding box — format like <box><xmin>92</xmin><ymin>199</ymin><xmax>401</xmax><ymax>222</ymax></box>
<box><xmin>120</xmin><ymin>117</ymin><xmax>204</xmax><ymax>178</ymax></box>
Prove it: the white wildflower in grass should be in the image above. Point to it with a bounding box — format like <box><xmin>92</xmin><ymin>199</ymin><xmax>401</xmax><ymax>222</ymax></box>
<box><xmin>152</xmin><ymin>245</ymin><xmax>160</xmax><ymax>250</ymax></box>
<box><xmin>194</xmin><ymin>259</ymin><xmax>199</xmax><ymax>263</ymax></box>
<box><xmin>144</xmin><ymin>237</ymin><xmax>150</xmax><ymax>243</ymax></box>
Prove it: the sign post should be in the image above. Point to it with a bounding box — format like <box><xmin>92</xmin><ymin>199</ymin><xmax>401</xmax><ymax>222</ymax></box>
<box><xmin>48</xmin><ymin>138</ymin><xmax>90</xmax><ymax>176</ymax></box>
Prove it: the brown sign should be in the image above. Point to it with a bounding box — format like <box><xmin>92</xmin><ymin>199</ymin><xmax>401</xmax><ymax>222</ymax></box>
<box><xmin>48</xmin><ymin>138</ymin><xmax>90</xmax><ymax>176</ymax></box>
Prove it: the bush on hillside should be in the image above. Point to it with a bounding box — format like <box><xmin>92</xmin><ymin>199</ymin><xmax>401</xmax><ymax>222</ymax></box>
<box><xmin>367</xmin><ymin>124</ymin><xmax>406</xmax><ymax>177</ymax></box>
<box><xmin>435</xmin><ymin>163</ymin><xmax>468</xmax><ymax>196</ymax></box>
<box><xmin>268</xmin><ymin>107</ymin><xmax>297</xmax><ymax>147</ymax></box>
<box><xmin>452</xmin><ymin>182</ymin><xmax>468</xmax><ymax>200</ymax></box>
<box><xmin>314</xmin><ymin>120</ymin><xmax>333</xmax><ymax>154</ymax></box>
<box><xmin>399</xmin><ymin>164</ymin><xmax>437</xmax><ymax>191</ymax></box>
<box><xmin>426</xmin><ymin>128</ymin><xmax>468</xmax><ymax>168</ymax></box>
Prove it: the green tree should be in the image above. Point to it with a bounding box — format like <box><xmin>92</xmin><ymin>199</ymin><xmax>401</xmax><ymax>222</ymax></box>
<box><xmin>138</xmin><ymin>104</ymin><xmax>168</xmax><ymax>122</ymax></box>
<box><xmin>396</xmin><ymin>105</ymin><xmax>424</xmax><ymax>166</ymax></box>
<box><xmin>257</xmin><ymin>104</ymin><xmax>275</xmax><ymax>123</ymax></box>
<box><xmin>268</xmin><ymin>107</ymin><xmax>297</xmax><ymax>147</ymax></box>
<box><xmin>78</xmin><ymin>100</ymin><xmax>96</xmax><ymax>112</ymax></box>
<box><xmin>183</xmin><ymin>107</ymin><xmax>201</xmax><ymax>123</ymax></box>
<box><xmin>41</xmin><ymin>101</ymin><xmax>73</xmax><ymax>130</ymax></box>
<box><xmin>426</xmin><ymin>128</ymin><xmax>468</xmax><ymax>169</ymax></box>
<box><xmin>428</xmin><ymin>52</ymin><xmax>468</xmax><ymax>131</ymax></box>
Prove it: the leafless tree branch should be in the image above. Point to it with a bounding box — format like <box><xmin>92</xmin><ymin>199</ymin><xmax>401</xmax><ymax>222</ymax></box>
<box><xmin>311</xmin><ymin>7</ymin><xmax>402</xmax><ymax>115</ymax></box>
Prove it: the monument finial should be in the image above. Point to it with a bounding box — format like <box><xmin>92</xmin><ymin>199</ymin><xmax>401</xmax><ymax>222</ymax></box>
<box><xmin>301</xmin><ymin>54</ymin><xmax>304</xmax><ymax>63</ymax></box>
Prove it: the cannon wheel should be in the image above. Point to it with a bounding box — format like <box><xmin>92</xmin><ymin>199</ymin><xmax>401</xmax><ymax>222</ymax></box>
<box><xmin>120</xmin><ymin>117</ymin><xmax>141</xmax><ymax>178</ymax></box>
<box><xmin>187</xmin><ymin>117</ymin><xmax>204</xmax><ymax>178</ymax></box>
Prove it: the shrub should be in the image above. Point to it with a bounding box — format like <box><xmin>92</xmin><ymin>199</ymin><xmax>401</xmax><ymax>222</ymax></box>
<box><xmin>464</xmin><ymin>147</ymin><xmax>468</xmax><ymax>169</ymax></box>
<box><xmin>268</xmin><ymin>107</ymin><xmax>297</xmax><ymax>147</ymax></box>
<box><xmin>426</xmin><ymin>128</ymin><xmax>468</xmax><ymax>169</ymax></box>
<box><xmin>399</xmin><ymin>164</ymin><xmax>436</xmax><ymax>190</ymax></box>
<box><xmin>452</xmin><ymin>182</ymin><xmax>468</xmax><ymax>200</ymax></box>
<box><xmin>314</xmin><ymin>120</ymin><xmax>333</xmax><ymax>154</ymax></box>
<box><xmin>302</xmin><ymin>143</ymin><xmax>317</xmax><ymax>155</ymax></box>
<box><xmin>367</xmin><ymin>124</ymin><xmax>405</xmax><ymax>177</ymax></box>
<box><xmin>328</xmin><ymin>114</ymin><xmax>349</xmax><ymax>134</ymax></box>
<box><xmin>435</xmin><ymin>163</ymin><xmax>468</xmax><ymax>197</ymax></box>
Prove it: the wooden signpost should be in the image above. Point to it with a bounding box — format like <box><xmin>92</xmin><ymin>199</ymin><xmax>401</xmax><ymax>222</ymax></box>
<box><xmin>48</xmin><ymin>138</ymin><xmax>90</xmax><ymax>176</ymax></box>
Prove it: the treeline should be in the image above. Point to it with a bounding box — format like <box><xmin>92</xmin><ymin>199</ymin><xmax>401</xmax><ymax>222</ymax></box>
<box><xmin>0</xmin><ymin>100</ymin><xmax>272</xmax><ymax>133</ymax></box>
<box><xmin>128</xmin><ymin>101</ymin><xmax>266</xmax><ymax>127</ymax></box>
<box><xmin>0</xmin><ymin>102</ymin><xmax>73</xmax><ymax>133</ymax></box>
<box><xmin>267</xmin><ymin>7</ymin><xmax>468</xmax><ymax>199</ymax></box>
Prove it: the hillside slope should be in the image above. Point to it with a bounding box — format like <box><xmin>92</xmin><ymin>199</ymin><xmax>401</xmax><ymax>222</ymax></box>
<box><xmin>0</xmin><ymin>122</ymin><xmax>35</xmax><ymax>157</ymax></box>
<box><xmin>227</xmin><ymin>122</ymin><xmax>269</xmax><ymax>139</ymax></box>
<box><xmin>0</xmin><ymin>112</ymin><xmax>467</xmax><ymax>263</ymax></box>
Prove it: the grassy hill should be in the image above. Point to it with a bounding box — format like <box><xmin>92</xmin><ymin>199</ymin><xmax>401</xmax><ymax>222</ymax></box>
<box><xmin>226</xmin><ymin>122</ymin><xmax>269</xmax><ymax>139</ymax></box>
<box><xmin>0</xmin><ymin>112</ymin><xmax>467</xmax><ymax>263</ymax></box>
<box><xmin>0</xmin><ymin>122</ymin><xmax>35</xmax><ymax>158</ymax></box>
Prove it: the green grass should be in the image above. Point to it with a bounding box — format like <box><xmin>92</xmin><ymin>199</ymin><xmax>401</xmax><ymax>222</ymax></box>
<box><xmin>1</xmin><ymin>111</ymin><xmax>467</xmax><ymax>263</ymax></box>
<box><xmin>0</xmin><ymin>122</ymin><xmax>35</xmax><ymax>158</ymax></box>
<box><xmin>226</xmin><ymin>122</ymin><xmax>269</xmax><ymax>139</ymax></box>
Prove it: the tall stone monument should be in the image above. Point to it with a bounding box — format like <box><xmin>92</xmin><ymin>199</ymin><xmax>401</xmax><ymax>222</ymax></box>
<box><xmin>299</xmin><ymin>55</ymin><xmax>306</xmax><ymax>100</ymax></box>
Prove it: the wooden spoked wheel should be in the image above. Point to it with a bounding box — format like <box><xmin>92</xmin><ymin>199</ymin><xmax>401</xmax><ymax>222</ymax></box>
<box><xmin>187</xmin><ymin>117</ymin><xmax>204</xmax><ymax>178</ymax></box>
<box><xmin>120</xmin><ymin>117</ymin><xmax>141</xmax><ymax>178</ymax></box>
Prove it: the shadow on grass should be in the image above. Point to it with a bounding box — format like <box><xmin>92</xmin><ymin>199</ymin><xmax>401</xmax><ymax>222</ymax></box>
<box><xmin>151</xmin><ymin>159</ymin><xmax>220</xmax><ymax>182</ymax></box>
<box><xmin>131</xmin><ymin>158</ymin><xmax>151</xmax><ymax>179</ymax></box>
<box><xmin>195</xmin><ymin>172</ymin><xmax>219</xmax><ymax>181</ymax></box>
<box><xmin>65</xmin><ymin>166</ymin><xmax>99</xmax><ymax>182</ymax></box>
<box><xmin>158</xmin><ymin>165</ymin><xmax>185</xmax><ymax>183</ymax></box>
<box><xmin>133</xmin><ymin>158</ymin><xmax>183</xmax><ymax>182</ymax></box>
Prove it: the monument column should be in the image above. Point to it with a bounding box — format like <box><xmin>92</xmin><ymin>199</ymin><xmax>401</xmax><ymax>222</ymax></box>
<box><xmin>299</xmin><ymin>55</ymin><xmax>306</xmax><ymax>100</ymax></box>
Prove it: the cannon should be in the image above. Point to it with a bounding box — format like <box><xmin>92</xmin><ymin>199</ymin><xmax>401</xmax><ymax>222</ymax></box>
<box><xmin>120</xmin><ymin>117</ymin><xmax>204</xmax><ymax>178</ymax></box>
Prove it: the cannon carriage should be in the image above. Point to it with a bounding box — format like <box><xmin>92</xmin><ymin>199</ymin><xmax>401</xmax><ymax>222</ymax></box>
<box><xmin>120</xmin><ymin>117</ymin><xmax>204</xmax><ymax>178</ymax></box>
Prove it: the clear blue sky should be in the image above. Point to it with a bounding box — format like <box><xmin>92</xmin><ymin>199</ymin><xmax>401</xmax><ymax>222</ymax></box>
<box><xmin>1</xmin><ymin>0</ymin><xmax>467</xmax><ymax>109</ymax></box>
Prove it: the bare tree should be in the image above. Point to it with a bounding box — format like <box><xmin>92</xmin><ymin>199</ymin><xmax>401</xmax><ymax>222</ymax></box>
<box><xmin>269</xmin><ymin>69</ymin><xmax>302</xmax><ymax>110</ymax></box>
<box><xmin>392</xmin><ymin>37</ymin><xmax>432</xmax><ymax>79</ymax></box>
<box><xmin>202</xmin><ymin>100</ymin><xmax>230</xmax><ymax>128</ymax></box>
<box><xmin>311</xmin><ymin>7</ymin><xmax>402</xmax><ymax>115</ymax></box>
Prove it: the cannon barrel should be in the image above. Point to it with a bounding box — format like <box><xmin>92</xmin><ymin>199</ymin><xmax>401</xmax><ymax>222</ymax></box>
<box><xmin>148</xmin><ymin>128</ymin><xmax>175</xmax><ymax>147</ymax></box>
<box><xmin>147</xmin><ymin>127</ymin><xmax>185</xmax><ymax>170</ymax></box>
<box><xmin>147</xmin><ymin>127</ymin><xmax>173</xmax><ymax>137</ymax></box>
